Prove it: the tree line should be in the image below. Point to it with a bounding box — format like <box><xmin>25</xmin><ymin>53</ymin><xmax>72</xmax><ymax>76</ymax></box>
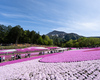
<box><xmin>56</xmin><ymin>37</ymin><xmax>100</xmax><ymax>47</ymax></box>
<box><xmin>0</xmin><ymin>24</ymin><xmax>53</xmax><ymax>45</ymax></box>
<box><xmin>0</xmin><ymin>24</ymin><xmax>100</xmax><ymax>47</ymax></box>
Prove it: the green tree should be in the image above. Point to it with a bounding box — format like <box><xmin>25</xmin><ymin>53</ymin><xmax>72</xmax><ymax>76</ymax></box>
<box><xmin>42</xmin><ymin>35</ymin><xmax>53</xmax><ymax>45</ymax></box>
<box><xmin>73</xmin><ymin>42</ymin><xmax>79</xmax><ymax>47</ymax></box>
<box><xmin>37</xmin><ymin>36</ymin><xmax>43</xmax><ymax>44</ymax></box>
<box><xmin>8</xmin><ymin>25</ymin><xmax>22</xmax><ymax>44</ymax></box>
<box><xmin>22</xmin><ymin>30</ymin><xmax>31</xmax><ymax>43</ymax></box>
<box><xmin>30</xmin><ymin>30</ymin><xmax>36</xmax><ymax>44</ymax></box>
<box><xmin>0</xmin><ymin>26</ymin><xmax>4</xmax><ymax>43</ymax></box>
<box><xmin>65</xmin><ymin>39</ymin><xmax>73</xmax><ymax>47</ymax></box>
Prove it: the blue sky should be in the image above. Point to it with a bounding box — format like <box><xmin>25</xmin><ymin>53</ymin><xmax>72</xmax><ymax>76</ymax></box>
<box><xmin>0</xmin><ymin>0</ymin><xmax>100</xmax><ymax>37</ymax></box>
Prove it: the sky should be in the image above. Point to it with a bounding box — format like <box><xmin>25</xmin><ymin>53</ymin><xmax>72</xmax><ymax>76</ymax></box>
<box><xmin>0</xmin><ymin>0</ymin><xmax>100</xmax><ymax>37</ymax></box>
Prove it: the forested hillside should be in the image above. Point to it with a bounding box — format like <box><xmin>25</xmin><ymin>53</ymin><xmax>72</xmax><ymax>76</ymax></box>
<box><xmin>47</xmin><ymin>30</ymin><xmax>83</xmax><ymax>46</ymax></box>
<box><xmin>47</xmin><ymin>30</ymin><xmax>100</xmax><ymax>47</ymax></box>
<box><xmin>0</xmin><ymin>24</ymin><xmax>53</xmax><ymax>45</ymax></box>
<box><xmin>47</xmin><ymin>30</ymin><xmax>82</xmax><ymax>41</ymax></box>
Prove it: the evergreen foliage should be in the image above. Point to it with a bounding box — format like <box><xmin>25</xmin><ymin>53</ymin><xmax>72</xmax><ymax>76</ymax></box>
<box><xmin>0</xmin><ymin>24</ymin><xmax>53</xmax><ymax>45</ymax></box>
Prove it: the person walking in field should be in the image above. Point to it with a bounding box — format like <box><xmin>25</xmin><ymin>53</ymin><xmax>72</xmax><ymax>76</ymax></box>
<box><xmin>28</xmin><ymin>53</ymin><xmax>30</xmax><ymax>57</ymax></box>
<box><xmin>3</xmin><ymin>56</ymin><xmax>5</xmax><ymax>61</ymax></box>
<box><xmin>11</xmin><ymin>55</ymin><xmax>15</xmax><ymax>60</ymax></box>
<box><xmin>25</xmin><ymin>54</ymin><xmax>27</xmax><ymax>58</ymax></box>
<box><xmin>0</xmin><ymin>57</ymin><xmax>1</xmax><ymax>62</ymax></box>
<box><xmin>16</xmin><ymin>54</ymin><xmax>18</xmax><ymax>60</ymax></box>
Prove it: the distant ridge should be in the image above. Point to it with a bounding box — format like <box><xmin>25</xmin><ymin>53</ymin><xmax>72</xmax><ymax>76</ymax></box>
<box><xmin>47</xmin><ymin>30</ymin><xmax>67</xmax><ymax>35</ymax></box>
<box><xmin>47</xmin><ymin>30</ymin><xmax>83</xmax><ymax>41</ymax></box>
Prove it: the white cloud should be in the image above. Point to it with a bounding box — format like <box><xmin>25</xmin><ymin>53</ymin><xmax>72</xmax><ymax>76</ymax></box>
<box><xmin>0</xmin><ymin>12</ymin><xmax>37</xmax><ymax>20</ymax></box>
<box><xmin>53</xmin><ymin>20</ymin><xmax>100</xmax><ymax>36</ymax></box>
<box><xmin>0</xmin><ymin>13</ymin><xmax>23</xmax><ymax>18</ymax></box>
<box><xmin>72</xmin><ymin>21</ymin><xmax>100</xmax><ymax>31</ymax></box>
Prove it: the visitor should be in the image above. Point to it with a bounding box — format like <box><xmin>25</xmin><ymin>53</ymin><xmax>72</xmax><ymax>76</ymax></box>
<box><xmin>11</xmin><ymin>55</ymin><xmax>15</xmax><ymax>60</ymax></box>
<box><xmin>39</xmin><ymin>52</ymin><xmax>42</xmax><ymax>55</ymax></box>
<box><xmin>0</xmin><ymin>57</ymin><xmax>1</xmax><ymax>62</ymax></box>
<box><xmin>20</xmin><ymin>54</ymin><xmax>21</xmax><ymax>59</ymax></box>
<box><xmin>43</xmin><ymin>51</ymin><xmax>45</xmax><ymax>55</ymax></box>
<box><xmin>5</xmin><ymin>52</ymin><xmax>8</xmax><ymax>55</ymax></box>
<box><xmin>16</xmin><ymin>54</ymin><xmax>18</xmax><ymax>60</ymax></box>
<box><xmin>28</xmin><ymin>53</ymin><xmax>30</xmax><ymax>57</ymax></box>
<box><xmin>7</xmin><ymin>52</ymin><xmax>8</xmax><ymax>55</ymax></box>
<box><xmin>51</xmin><ymin>50</ymin><xmax>53</xmax><ymax>53</ymax></box>
<box><xmin>48</xmin><ymin>51</ymin><xmax>50</xmax><ymax>54</ymax></box>
<box><xmin>25</xmin><ymin>54</ymin><xmax>27</xmax><ymax>58</ymax></box>
<box><xmin>3</xmin><ymin>56</ymin><xmax>5</xmax><ymax>61</ymax></box>
<box><xmin>18</xmin><ymin>54</ymin><xmax>21</xmax><ymax>59</ymax></box>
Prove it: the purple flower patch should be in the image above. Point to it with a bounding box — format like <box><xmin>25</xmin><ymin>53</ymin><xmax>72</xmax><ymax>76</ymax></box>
<box><xmin>40</xmin><ymin>48</ymin><xmax>100</xmax><ymax>63</ymax></box>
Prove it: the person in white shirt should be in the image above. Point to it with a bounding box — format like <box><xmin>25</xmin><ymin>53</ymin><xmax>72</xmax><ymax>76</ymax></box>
<box><xmin>3</xmin><ymin>56</ymin><xmax>5</xmax><ymax>61</ymax></box>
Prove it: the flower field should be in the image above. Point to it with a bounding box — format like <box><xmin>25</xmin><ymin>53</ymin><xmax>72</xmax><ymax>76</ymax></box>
<box><xmin>0</xmin><ymin>47</ymin><xmax>49</xmax><ymax>54</ymax></box>
<box><xmin>0</xmin><ymin>47</ymin><xmax>58</xmax><ymax>61</ymax></box>
<box><xmin>40</xmin><ymin>48</ymin><xmax>100</xmax><ymax>63</ymax></box>
<box><xmin>0</xmin><ymin>48</ymin><xmax>100</xmax><ymax>80</ymax></box>
<box><xmin>0</xmin><ymin>58</ymin><xmax>100</xmax><ymax>80</ymax></box>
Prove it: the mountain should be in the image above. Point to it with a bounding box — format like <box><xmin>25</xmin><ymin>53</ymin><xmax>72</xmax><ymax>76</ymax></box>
<box><xmin>47</xmin><ymin>30</ymin><xmax>83</xmax><ymax>41</ymax></box>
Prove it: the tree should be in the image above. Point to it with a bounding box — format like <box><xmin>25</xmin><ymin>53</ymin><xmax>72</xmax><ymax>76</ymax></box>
<box><xmin>30</xmin><ymin>30</ymin><xmax>36</xmax><ymax>44</ymax></box>
<box><xmin>22</xmin><ymin>30</ymin><xmax>31</xmax><ymax>43</ymax></box>
<box><xmin>65</xmin><ymin>39</ymin><xmax>73</xmax><ymax>47</ymax></box>
<box><xmin>0</xmin><ymin>26</ymin><xmax>4</xmax><ymax>43</ymax></box>
<box><xmin>44</xmin><ymin>35</ymin><xmax>53</xmax><ymax>45</ymax></box>
<box><xmin>37</xmin><ymin>36</ymin><xmax>43</xmax><ymax>44</ymax></box>
<box><xmin>48</xmin><ymin>39</ymin><xmax>53</xmax><ymax>45</ymax></box>
<box><xmin>8</xmin><ymin>25</ymin><xmax>22</xmax><ymax>44</ymax></box>
<box><xmin>73</xmin><ymin>42</ymin><xmax>79</xmax><ymax>47</ymax></box>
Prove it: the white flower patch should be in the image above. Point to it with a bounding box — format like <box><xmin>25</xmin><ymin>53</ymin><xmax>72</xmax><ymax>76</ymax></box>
<box><xmin>0</xmin><ymin>49</ymin><xmax>16</xmax><ymax>52</ymax></box>
<box><xmin>0</xmin><ymin>59</ymin><xmax>100</xmax><ymax>80</ymax></box>
<box><xmin>35</xmin><ymin>47</ymin><xmax>48</xmax><ymax>49</ymax></box>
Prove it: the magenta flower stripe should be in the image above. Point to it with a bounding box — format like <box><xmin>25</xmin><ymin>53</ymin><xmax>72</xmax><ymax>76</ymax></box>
<box><xmin>40</xmin><ymin>49</ymin><xmax>100</xmax><ymax>63</ymax></box>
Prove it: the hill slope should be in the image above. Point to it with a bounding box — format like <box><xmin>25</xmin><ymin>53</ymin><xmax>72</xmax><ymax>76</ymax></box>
<box><xmin>47</xmin><ymin>30</ymin><xmax>83</xmax><ymax>41</ymax></box>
